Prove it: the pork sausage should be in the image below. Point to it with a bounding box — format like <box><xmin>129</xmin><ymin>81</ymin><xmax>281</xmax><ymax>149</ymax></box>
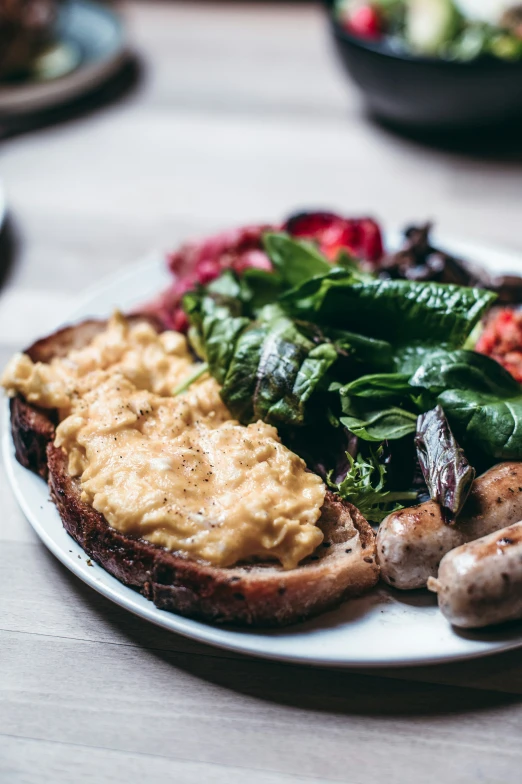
<box><xmin>377</xmin><ymin>462</ymin><xmax>522</xmax><ymax>590</ymax></box>
<box><xmin>428</xmin><ymin>521</ymin><xmax>522</xmax><ymax>628</ymax></box>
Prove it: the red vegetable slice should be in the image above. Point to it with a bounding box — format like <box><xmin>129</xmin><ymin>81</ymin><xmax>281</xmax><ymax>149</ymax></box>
<box><xmin>476</xmin><ymin>307</ymin><xmax>522</xmax><ymax>383</ymax></box>
<box><xmin>342</xmin><ymin>4</ymin><xmax>383</xmax><ymax>40</ymax></box>
<box><xmin>146</xmin><ymin>211</ymin><xmax>385</xmax><ymax>330</ymax></box>
<box><xmin>284</xmin><ymin>211</ymin><xmax>383</xmax><ymax>262</ymax></box>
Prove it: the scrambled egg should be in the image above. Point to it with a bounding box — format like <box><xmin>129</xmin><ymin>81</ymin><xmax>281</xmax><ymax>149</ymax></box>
<box><xmin>2</xmin><ymin>313</ymin><xmax>325</xmax><ymax>569</ymax></box>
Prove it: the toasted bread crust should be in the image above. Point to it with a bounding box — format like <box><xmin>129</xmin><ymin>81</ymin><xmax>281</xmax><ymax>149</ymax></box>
<box><xmin>9</xmin><ymin>319</ymin><xmax>379</xmax><ymax>626</ymax></box>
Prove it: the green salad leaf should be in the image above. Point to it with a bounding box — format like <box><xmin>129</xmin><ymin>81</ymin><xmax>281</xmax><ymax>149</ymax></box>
<box><xmin>184</xmin><ymin>283</ymin><xmax>339</xmax><ymax>427</ymax></box>
<box><xmin>263</xmin><ymin>232</ymin><xmax>330</xmax><ymax>287</ymax></box>
<box><xmin>438</xmin><ymin>388</ymin><xmax>522</xmax><ymax>461</ymax></box>
<box><xmin>409</xmin><ymin>349</ymin><xmax>521</xmax><ymax>396</ymax></box>
<box><xmin>339</xmin><ymin>373</ymin><xmax>413</xmax><ymax>401</ymax></box>
<box><xmin>222</xmin><ymin>305</ymin><xmax>338</xmax><ymax>426</ymax></box>
<box><xmin>183</xmin><ymin>285</ymin><xmax>250</xmax><ymax>386</ymax></box>
<box><xmin>330</xmin><ymin>447</ymin><xmax>417</xmax><ymax>524</ymax></box>
<box><xmin>322</xmin><ymin>328</ymin><xmax>394</xmax><ymax>372</ymax></box>
<box><xmin>180</xmin><ymin>229</ymin><xmax>517</xmax><ymax>518</ymax></box>
<box><xmin>283</xmin><ymin>275</ymin><xmax>496</xmax><ymax>347</ymax></box>
<box><xmin>340</xmin><ymin>404</ymin><xmax>419</xmax><ymax>442</ymax></box>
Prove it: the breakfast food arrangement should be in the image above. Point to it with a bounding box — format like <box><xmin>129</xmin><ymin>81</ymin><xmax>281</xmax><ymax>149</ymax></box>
<box><xmin>5</xmin><ymin>210</ymin><xmax>522</xmax><ymax>637</ymax></box>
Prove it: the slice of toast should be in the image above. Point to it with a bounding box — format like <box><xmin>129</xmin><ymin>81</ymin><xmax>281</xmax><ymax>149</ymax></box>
<box><xmin>8</xmin><ymin>319</ymin><xmax>379</xmax><ymax>626</ymax></box>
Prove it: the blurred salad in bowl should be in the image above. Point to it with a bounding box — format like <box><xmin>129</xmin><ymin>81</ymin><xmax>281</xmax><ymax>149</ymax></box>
<box><xmin>335</xmin><ymin>0</ymin><xmax>522</xmax><ymax>61</ymax></box>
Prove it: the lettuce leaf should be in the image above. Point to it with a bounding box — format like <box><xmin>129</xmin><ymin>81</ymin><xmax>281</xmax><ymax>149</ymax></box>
<box><xmin>329</xmin><ymin>447</ymin><xmax>417</xmax><ymax>524</ymax></box>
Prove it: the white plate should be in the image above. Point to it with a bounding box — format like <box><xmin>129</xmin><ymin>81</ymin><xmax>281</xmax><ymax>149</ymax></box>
<box><xmin>0</xmin><ymin>0</ymin><xmax>125</xmax><ymax>115</ymax></box>
<box><xmin>5</xmin><ymin>234</ymin><xmax>522</xmax><ymax>668</ymax></box>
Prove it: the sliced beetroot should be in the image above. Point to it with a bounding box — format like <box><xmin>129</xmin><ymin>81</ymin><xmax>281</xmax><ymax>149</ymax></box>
<box><xmin>138</xmin><ymin>280</ymin><xmax>193</xmax><ymax>332</ymax></box>
<box><xmin>155</xmin><ymin>223</ymin><xmax>275</xmax><ymax>330</ymax></box>
<box><xmin>232</xmin><ymin>249</ymin><xmax>273</xmax><ymax>275</ymax></box>
<box><xmin>149</xmin><ymin>212</ymin><xmax>385</xmax><ymax>331</ymax></box>
<box><xmin>168</xmin><ymin>224</ymin><xmax>275</xmax><ymax>279</ymax></box>
<box><xmin>284</xmin><ymin>211</ymin><xmax>384</xmax><ymax>262</ymax></box>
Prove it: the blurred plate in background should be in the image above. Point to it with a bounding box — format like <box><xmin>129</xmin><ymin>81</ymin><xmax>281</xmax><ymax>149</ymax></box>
<box><xmin>0</xmin><ymin>180</ymin><xmax>5</xmax><ymax>231</ymax></box>
<box><xmin>0</xmin><ymin>0</ymin><xmax>125</xmax><ymax>116</ymax></box>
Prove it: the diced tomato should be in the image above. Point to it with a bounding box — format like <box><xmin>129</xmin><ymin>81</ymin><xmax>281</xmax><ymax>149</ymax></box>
<box><xmin>344</xmin><ymin>4</ymin><xmax>383</xmax><ymax>40</ymax></box>
<box><xmin>476</xmin><ymin>307</ymin><xmax>522</xmax><ymax>382</ymax></box>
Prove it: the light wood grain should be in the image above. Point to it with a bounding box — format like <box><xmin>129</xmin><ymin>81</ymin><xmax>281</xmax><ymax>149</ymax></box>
<box><xmin>3</xmin><ymin>629</ymin><xmax>522</xmax><ymax>784</ymax></box>
<box><xmin>0</xmin><ymin>736</ymin><xmax>335</xmax><ymax>784</ymax></box>
<box><xmin>2</xmin><ymin>2</ymin><xmax>522</xmax><ymax>783</ymax></box>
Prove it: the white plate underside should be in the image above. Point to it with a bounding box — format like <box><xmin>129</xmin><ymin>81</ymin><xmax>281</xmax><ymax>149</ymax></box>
<box><xmin>5</xmin><ymin>232</ymin><xmax>522</xmax><ymax>668</ymax></box>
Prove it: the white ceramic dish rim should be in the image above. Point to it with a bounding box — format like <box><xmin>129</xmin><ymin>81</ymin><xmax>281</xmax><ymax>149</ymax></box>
<box><xmin>5</xmin><ymin>230</ymin><xmax>522</xmax><ymax>668</ymax></box>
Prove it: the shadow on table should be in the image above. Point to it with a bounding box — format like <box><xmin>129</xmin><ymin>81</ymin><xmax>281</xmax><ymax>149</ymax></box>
<box><xmin>372</xmin><ymin>112</ymin><xmax>522</xmax><ymax>163</ymax></box>
<box><xmin>0</xmin><ymin>214</ymin><xmax>19</xmax><ymax>290</ymax></box>
<box><xmin>0</xmin><ymin>54</ymin><xmax>142</xmax><ymax>141</ymax></box>
<box><xmin>41</xmin><ymin>547</ymin><xmax>522</xmax><ymax>718</ymax></box>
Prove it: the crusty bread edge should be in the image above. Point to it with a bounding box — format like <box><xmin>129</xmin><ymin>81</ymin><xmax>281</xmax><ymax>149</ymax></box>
<box><xmin>8</xmin><ymin>318</ymin><xmax>380</xmax><ymax>626</ymax></box>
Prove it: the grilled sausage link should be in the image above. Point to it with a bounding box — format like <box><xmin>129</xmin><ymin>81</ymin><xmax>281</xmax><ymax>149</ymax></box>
<box><xmin>428</xmin><ymin>522</ymin><xmax>522</xmax><ymax>628</ymax></box>
<box><xmin>377</xmin><ymin>462</ymin><xmax>522</xmax><ymax>590</ymax></box>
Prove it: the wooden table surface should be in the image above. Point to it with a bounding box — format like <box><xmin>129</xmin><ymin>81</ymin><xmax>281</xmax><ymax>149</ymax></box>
<box><xmin>2</xmin><ymin>3</ymin><xmax>522</xmax><ymax>782</ymax></box>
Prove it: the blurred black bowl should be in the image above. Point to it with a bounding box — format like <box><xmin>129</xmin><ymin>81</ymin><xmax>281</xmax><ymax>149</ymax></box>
<box><xmin>325</xmin><ymin>1</ymin><xmax>522</xmax><ymax>130</ymax></box>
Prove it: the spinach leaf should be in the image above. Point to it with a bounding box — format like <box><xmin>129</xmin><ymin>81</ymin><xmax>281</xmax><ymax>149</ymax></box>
<box><xmin>222</xmin><ymin>307</ymin><xmax>338</xmax><ymax>425</ymax></box>
<box><xmin>205</xmin><ymin>269</ymin><xmax>244</xmax><ymax>300</ymax></box>
<box><xmin>409</xmin><ymin>349</ymin><xmax>520</xmax><ymax>396</ymax></box>
<box><xmin>330</xmin><ymin>447</ymin><xmax>418</xmax><ymax>524</ymax></box>
<box><xmin>415</xmin><ymin>405</ymin><xmax>475</xmax><ymax>522</ymax></box>
<box><xmin>401</xmin><ymin>348</ymin><xmax>522</xmax><ymax>461</ymax></box>
<box><xmin>340</xmin><ymin>403</ymin><xmax>419</xmax><ymax>441</ymax></box>
<box><xmin>339</xmin><ymin>373</ymin><xmax>413</xmax><ymax>401</ymax></box>
<box><xmin>335</xmin><ymin>348</ymin><xmax>522</xmax><ymax>459</ymax></box>
<box><xmin>328</xmin><ymin>328</ymin><xmax>394</xmax><ymax>372</ymax></box>
<box><xmin>283</xmin><ymin>276</ymin><xmax>496</xmax><ymax>347</ymax></box>
<box><xmin>185</xmin><ymin>285</ymin><xmax>339</xmax><ymax>427</ymax></box>
<box><xmin>183</xmin><ymin>288</ymin><xmax>250</xmax><ymax>386</ymax></box>
<box><xmin>338</xmin><ymin>375</ymin><xmax>421</xmax><ymax>441</ymax></box>
<box><xmin>240</xmin><ymin>267</ymin><xmax>283</xmax><ymax>313</ymax></box>
<box><xmin>438</xmin><ymin>388</ymin><xmax>522</xmax><ymax>461</ymax></box>
<box><xmin>203</xmin><ymin>268</ymin><xmax>284</xmax><ymax>317</ymax></box>
<box><xmin>393</xmin><ymin>342</ymin><xmax>452</xmax><ymax>374</ymax></box>
<box><xmin>263</xmin><ymin>232</ymin><xmax>330</xmax><ymax>288</ymax></box>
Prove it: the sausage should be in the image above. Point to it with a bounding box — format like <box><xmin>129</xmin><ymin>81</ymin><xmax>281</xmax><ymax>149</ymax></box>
<box><xmin>428</xmin><ymin>522</ymin><xmax>522</xmax><ymax>628</ymax></box>
<box><xmin>377</xmin><ymin>462</ymin><xmax>522</xmax><ymax>590</ymax></box>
